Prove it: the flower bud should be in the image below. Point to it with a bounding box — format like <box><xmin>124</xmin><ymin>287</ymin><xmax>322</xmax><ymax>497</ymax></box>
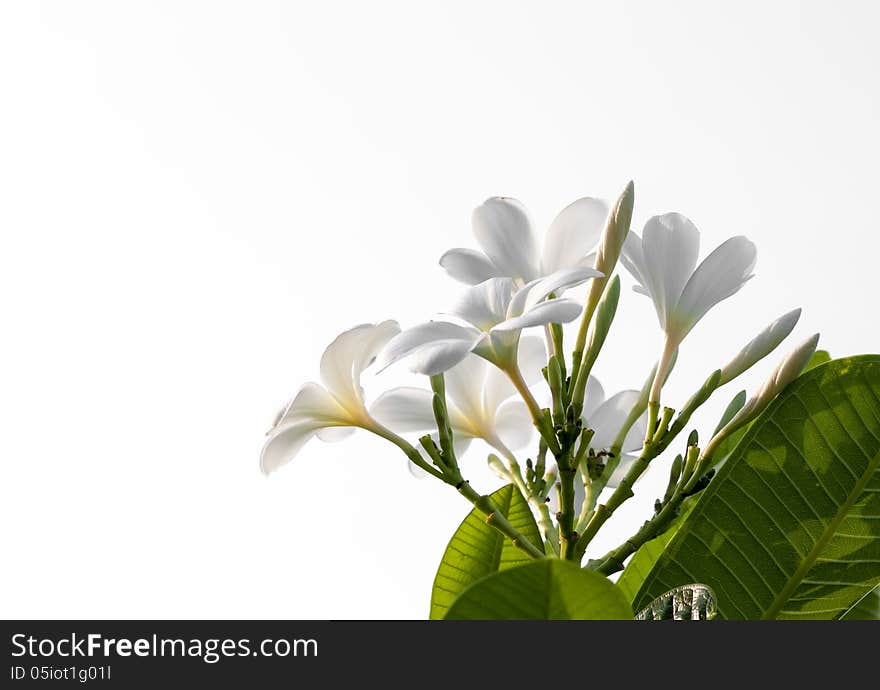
<box><xmin>593</xmin><ymin>180</ymin><xmax>635</xmax><ymax>279</ymax></box>
<box><xmin>718</xmin><ymin>308</ymin><xmax>802</xmax><ymax>386</ymax></box>
<box><xmin>705</xmin><ymin>333</ymin><xmax>819</xmax><ymax>460</ymax></box>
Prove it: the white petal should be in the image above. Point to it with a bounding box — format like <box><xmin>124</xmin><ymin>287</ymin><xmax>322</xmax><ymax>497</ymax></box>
<box><xmin>444</xmin><ymin>354</ymin><xmax>488</xmax><ymax>423</ymax></box>
<box><xmin>453</xmin><ymin>436</ymin><xmax>473</xmax><ymax>461</ymax></box>
<box><xmin>461</xmin><ymin>337</ymin><xmax>543</xmax><ymax>424</ymax></box>
<box><xmin>586</xmin><ymin>390</ymin><xmax>646</xmax><ymax>452</ymax></box>
<box><xmin>315</xmin><ymin>427</ymin><xmax>356</xmax><ymax>442</ymax></box>
<box><xmin>410</xmin><ymin>340</ymin><xmax>482</xmax><ymax>376</ymax></box>
<box><xmin>439</xmin><ymin>248</ymin><xmax>501</xmax><ymax>285</ymax></box>
<box><xmin>369</xmin><ymin>387</ymin><xmax>436</xmax><ymax>432</ymax></box>
<box><xmin>319</xmin><ymin>321</ymin><xmax>400</xmax><ymax>410</ymax></box>
<box><xmin>492</xmin><ymin>298</ymin><xmax>582</xmax><ymax>332</ymax></box>
<box><xmin>541</xmin><ymin>197</ymin><xmax>608</xmax><ymax>274</ymax></box>
<box><xmin>641</xmin><ymin>214</ymin><xmax>700</xmax><ymax>328</ymax></box>
<box><xmin>622</xmin><ymin>233</ymin><xmax>670</xmax><ymax>327</ymax></box>
<box><xmin>494</xmin><ymin>400</ymin><xmax>534</xmax><ymax>449</ymax></box>
<box><xmin>353</xmin><ymin>320</ymin><xmax>402</xmax><ymax>377</ymax></box>
<box><xmin>719</xmin><ymin>308</ymin><xmax>801</xmax><ymax>386</ymax></box>
<box><xmin>448</xmin><ymin>277</ymin><xmax>515</xmax><ymax>330</ymax></box>
<box><xmin>671</xmin><ymin>236</ymin><xmax>757</xmax><ymax>340</ymax></box>
<box><xmin>508</xmin><ymin>266</ymin><xmax>603</xmax><ymax>316</ymax></box>
<box><xmin>272</xmin><ymin>382</ymin><xmax>352</xmax><ymax>431</ymax></box>
<box><xmin>472</xmin><ymin>197</ymin><xmax>540</xmax><ymax>281</ymax></box>
<box><xmin>375</xmin><ymin>321</ymin><xmax>482</xmax><ymax>374</ymax></box>
<box><xmin>483</xmin><ymin>364</ymin><xmax>517</xmax><ymax>417</ymax></box>
<box><xmin>619</xmin><ymin>231</ymin><xmax>649</xmax><ymax>290</ymax></box>
<box><xmin>582</xmin><ymin>376</ymin><xmax>606</xmax><ymax>420</ymax></box>
<box><xmin>517</xmin><ymin>335</ymin><xmax>548</xmax><ymax>386</ymax></box>
<box><xmin>260</xmin><ymin>422</ymin><xmax>320</xmax><ymax>474</ymax></box>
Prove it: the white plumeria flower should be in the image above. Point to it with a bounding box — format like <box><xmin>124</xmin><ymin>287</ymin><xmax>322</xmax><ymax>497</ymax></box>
<box><xmin>620</xmin><ymin>213</ymin><xmax>757</xmax><ymax>401</ymax></box>
<box><xmin>371</xmin><ymin>337</ymin><xmax>547</xmax><ymax>469</ymax></box>
<box><xmin>440</xmin><ymin>196</ymin><xmax>609</xmax><ymax>286</ymax></box>
<box><xmin>376</xmin><ymin>267</ymin><xmax>601</xmax><ymax>376</ymax></box>
<box><xmin>549</xmin><ymin>377</ymin><xmax>649</xmax><ymax>512</ymax></box>
<box><xmin>261</xmin><ymin>321</ymin><xmax>400</xmax><ymax>474</ymax></box>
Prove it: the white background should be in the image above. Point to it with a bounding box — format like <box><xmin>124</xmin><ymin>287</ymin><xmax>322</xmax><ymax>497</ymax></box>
<box><xmin>1</xmin><ymin>1</ymin><xmax>878</xmax><ymax>619</ymax></box>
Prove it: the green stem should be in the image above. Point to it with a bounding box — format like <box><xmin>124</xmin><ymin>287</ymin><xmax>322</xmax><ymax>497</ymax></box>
<box><xmin>505</xmin><ymin>363</ymin><xmax>560</xmax><ymax>456</ymax></box>
<box><xmin>572</xmin><ymin>370</ymin><xmax>721</xmax><ymax>560</ymax></box>
<box><xmin>588</xmin><ymin>488</ymin><xmax>686</xmax><ymax>575</ymax></box>
<box><xmin>574</xmin><ymin>465</ymin><xmax>598</xmax><ymax>534</ymax></box>
<box><xmin>649</xmin><ymin>336</ymin><xmax>678</xmax><ymax>405</ymax></box>
<box><xmin>371</xmin><ymin>425</ymin><xmax>446</xmax><ymax>481</ymax></box>
<box><xmin>573</xmin><ymin>447</ymin><xmax>655</xmax><ymax>561</ymax></box>
<box><xmin>556</xmin><ymin>449</ymin><xmax>579</xmax><ymax>560</ymax></box>
<box><xmin>426</xmin><ymin>372</ymin><xmax>545</xmax><ymax>560</ymax></box>
<box><xmin>550</xmin><ymin>323</ymin><xmax>566</xmax><ymax>377</ymax></box>
<box><xmin>492</xmin><ymin>442</ymin><xmax>560</xmax><ymax>553</ymax></box>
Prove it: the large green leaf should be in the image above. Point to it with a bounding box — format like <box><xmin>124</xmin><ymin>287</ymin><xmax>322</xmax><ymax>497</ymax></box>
<box><xmin>632</xmin><ymin>356</ymin><xmax>880</xmax><ymax>620</ymax></box>
<box><xmin>430</xmin><ymin>484</ymin><xmax>543</xmax><ymax>620</ymax></box>
<box><xmin>444</xmin><ymin>559</ymin><xmax>632</xmax><ymax>620</ymax></box>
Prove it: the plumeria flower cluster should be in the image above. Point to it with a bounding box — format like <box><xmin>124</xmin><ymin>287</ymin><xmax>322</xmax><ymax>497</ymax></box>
<box><xmin>263</xmin><ymin>182</ymin><xmax>819</xmax><ymax>568</ymax></box>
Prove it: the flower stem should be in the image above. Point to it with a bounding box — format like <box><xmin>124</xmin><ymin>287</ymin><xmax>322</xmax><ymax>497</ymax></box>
<box><xmin>649</xmin><ymin>336</ymin><xmax>678</xmax><ymax>405</ymax></box>
<box><xmin>493</xmin><ymin>443</ymin><xmax>559</xmax><ymax>554</ymax></box>
<box><xmin>587</xmin><ymin>489</ymin><xmax>685</xmax><ymax>575</ymax></box>
<box><xmin>505</xmin><ymin>363</ymin><xmax>561</xmax><ymax>456</ymax></box>
<box><xmin>371</xmin><ymin>425</ymin><xmax>446</xmax><ymax>481</ymax></box>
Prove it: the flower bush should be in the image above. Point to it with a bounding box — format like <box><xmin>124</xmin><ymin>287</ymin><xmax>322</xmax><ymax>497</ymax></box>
<box><xmin>263</xmin><ymin>182</ymin><xmax>880</xmax><ymax>620</ymax></box>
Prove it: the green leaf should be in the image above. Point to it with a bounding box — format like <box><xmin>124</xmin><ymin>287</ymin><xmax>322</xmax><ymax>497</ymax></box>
<box><xmin>429</xmin><ymin>484</ymin><xmax>543</xmax><ymax>620</ymax></box>
<box><xmin>839</xmin><ymin>584</ymin><xmax>880</xmax><ymax>620</ymax></box>
<box><xmin>632</xmin><ymin>356</ymin><xmax>880</xmax><ymax>620</ymax></box>
<box><xmin>444</xmin><ymin>559</ymin><xmax>633</xmax><ymax>620</ymax></box>
<box><xmin>805</xmin><ymin>349</ymin><xmax>831</xmax><ymax>372</ymax></box>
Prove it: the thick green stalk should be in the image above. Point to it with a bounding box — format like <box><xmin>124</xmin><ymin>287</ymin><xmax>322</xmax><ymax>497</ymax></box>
<box><xmin>557</xmin><ymin>452</ymin><xmax>579</xmax><ymax>560</ymax></box>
